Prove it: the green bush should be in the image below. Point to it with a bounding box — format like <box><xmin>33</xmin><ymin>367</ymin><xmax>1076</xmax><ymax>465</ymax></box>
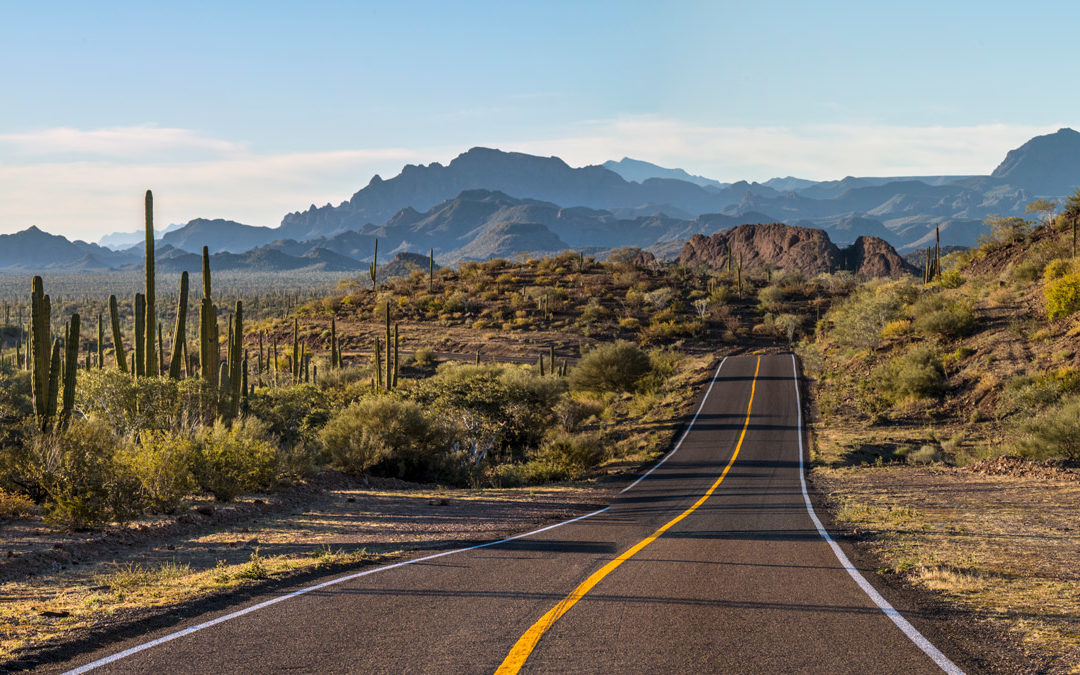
<box><xmin>1012</xmin><ymin>395</ymin><xmax>1080</xmax><ymax>459</ymax></box>
<box><xmin>825</xmin><ymin>280</ymin><xmax>915</xmax><ymax>350</ymax></box>
<box><xmin>1045</xmin><ymin>271</ymin><xmax>1080</xmax><ymax>320</ymax></box>
<box><xmin>77</xmin><ymin>370</ymin><xmax>216</xmax><ymax>435</ymax></box>
<box><xmin>30</xmin><ymin>419</ymin><xmax>141</xmax><ymax>529</ymax></box>
<box><xmin>570</xmin><ymin>341</ymin><xmax>652</xmax><ymax>393</ymax></box>
<box><xmin>873</xmin><ymin>346</ymin><xmax>946</xmax><ymax>403</ymax></box>
<box><xmin>118</xmin><ymin>430</ymin><xmax>198</xmax><ymax>514</ymax></box>
<box><xmin>194</xmin><ymin>418</ymin><xmax>279</xmax><ymax>501</ymax></box>
<box><xmin>998</xmin><ymin>367</ymin><xmax>1080</xmax><ymax>415</ymax></box>
<box><xmin>246</xmin><ymin>384</ymin><xmax>331</xmax><ymax>448</ymax></box>
<box><xmin>533</xmin><ymin>430</ymin><xmax>604</xmax><ymax>478</ymax></box>
<box><xmin>320</xmin><ymin>397</ymin><xmax>440</xmax><ymax>478</ymax></box>
<box><xmin>910</xmin><ymin>294</ymin><xmax>976</xmax><ymax>338</ymax></box>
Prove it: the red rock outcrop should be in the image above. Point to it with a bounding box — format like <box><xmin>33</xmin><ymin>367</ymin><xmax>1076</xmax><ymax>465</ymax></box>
<box><xmin>678</xmin><ymin>223</ymin><xmax>915</xmax><ymax>278</ymax></box>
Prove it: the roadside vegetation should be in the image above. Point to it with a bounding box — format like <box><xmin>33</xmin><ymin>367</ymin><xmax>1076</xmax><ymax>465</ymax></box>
<box><xmin>800</xmin><ymin>191</ymin><xmax>1080</xmax><ymax>668</ymax></box>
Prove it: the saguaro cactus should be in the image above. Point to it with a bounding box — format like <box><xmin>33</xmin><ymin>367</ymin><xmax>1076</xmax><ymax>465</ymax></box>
<box><xmin>168</xmin><ymin>271</ymin><xmax>189</xmax><ymax>379</ymax></box>
<box><xmin>144</xmin><ymin>190</ymin><xmax>157</xmax><ymax>376</ymax></box>
<box><xmin>227</xmin><ymin>301</ymin><xmax>243</xmax><ymax>418</ymax></box>
<box><xmin>134</xmin><ymin>293</ymin><xmax>146</xmax><ymax>378</ymax></box>
<box><xmin>108</xmin><ymin>294</ymin><xmax>126</xmax><ymax>372</ymax></box>
<box><xmin>429</xmin><ymin>248</ymin><xmax>435</xmax><ymax>291</ymax></box>
<box><xmin>61</xmin><ymin>314</ymin><xmax>79</xmax><ymax>426</ymax></box>
<box><xmin>200</xmin><ymin>247</ymin><xmax>219</xmax><ymax>384</ymax></box>
<box><xmin>369</xmin><ymin>240</ymin><xmax>378</xmax><ymax>289</ymax></box>
<box><xmin>30</xmin><ymin>277</ymin><xmax>52</xmax><ymax>423</ymax></box>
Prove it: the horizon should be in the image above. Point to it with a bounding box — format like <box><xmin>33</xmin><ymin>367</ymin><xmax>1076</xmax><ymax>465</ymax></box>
<box><xmin>2</xmin><ymin>1</ymin><xmax>1077</xmax><ymax>239</ymax></box>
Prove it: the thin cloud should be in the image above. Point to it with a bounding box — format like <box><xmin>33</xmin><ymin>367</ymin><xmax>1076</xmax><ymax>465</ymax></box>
<box><xmin>0</xmin><ymin>125</ymin><xmax>242</xmax><ymax>159</ymax></box>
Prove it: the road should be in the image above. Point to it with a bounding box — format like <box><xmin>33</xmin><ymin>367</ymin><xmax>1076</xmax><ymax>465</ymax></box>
<box><xmin>60</xmin><ymin>353</ymin><xmax>960</xmax><ymax>674</ymax></box>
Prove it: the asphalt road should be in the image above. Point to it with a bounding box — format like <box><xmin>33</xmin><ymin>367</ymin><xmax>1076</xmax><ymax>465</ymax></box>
<box><xmin>60</xmin><ymin>353</ymin><xmax>959</xmax><ymax>674</ymax></box>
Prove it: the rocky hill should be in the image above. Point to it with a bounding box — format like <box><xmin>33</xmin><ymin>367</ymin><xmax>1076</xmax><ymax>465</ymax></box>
<box><xmin>678</xmin><ymin>223</ymin><xmax>915</xmax><ymax>278</ymax></box>
<box><xmin>162</xmin><ymin>218</ymin><xmax>278</xmax><ymax>253</ymax></box>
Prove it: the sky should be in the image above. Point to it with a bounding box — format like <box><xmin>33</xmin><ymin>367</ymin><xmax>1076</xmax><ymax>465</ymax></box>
<box><xmin>0</xmin><ymin>0</ymin><xmax>1075</xmax><ymax>240</ymax></box>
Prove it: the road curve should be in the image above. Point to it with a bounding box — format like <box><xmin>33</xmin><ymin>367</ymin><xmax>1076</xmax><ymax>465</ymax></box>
<box><xmin>58</xmin><ymin>353</ymin><xmax>959</xmax><ymax>674</ymax></box>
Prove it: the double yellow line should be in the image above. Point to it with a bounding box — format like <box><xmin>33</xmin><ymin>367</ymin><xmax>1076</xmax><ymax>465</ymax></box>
<box><xmin>495</xmin><ymin>356</ymin><xmax>762</xmax><ymax>674</ymax></box>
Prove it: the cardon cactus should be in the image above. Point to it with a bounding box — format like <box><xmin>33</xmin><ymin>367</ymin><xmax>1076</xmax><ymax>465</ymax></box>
<box><xmin>144</xmin><ymin>190</ymin><xmax>157</xmax><ymax>376</ymax></box>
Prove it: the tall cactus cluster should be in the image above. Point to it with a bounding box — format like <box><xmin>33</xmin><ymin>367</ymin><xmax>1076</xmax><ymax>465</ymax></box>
<box><xmin>371</xmin><ymin>302</ymin><xmax>400</xmax><ymax>391</ymax></box>
<box><xmin>29</xmin><ymin>276</ymin><xmax>78</xmax><ymax>431</ymax></box>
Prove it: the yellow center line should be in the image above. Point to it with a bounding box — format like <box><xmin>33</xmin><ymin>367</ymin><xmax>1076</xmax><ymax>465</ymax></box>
<box><xmin>495</xmin><ymin>356</ymin><xmax>762</xmax><ymax>674</ymax></box>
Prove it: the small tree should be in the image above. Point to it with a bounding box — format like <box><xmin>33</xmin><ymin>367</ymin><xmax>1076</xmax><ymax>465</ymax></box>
<box><xmin>1024</xmin><ymin>199</ymin><xmax>1058</xmax><ymax>227</ymax></box>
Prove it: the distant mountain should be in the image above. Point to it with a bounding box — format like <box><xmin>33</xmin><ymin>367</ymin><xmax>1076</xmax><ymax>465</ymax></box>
<box><xmin>162</xmin><ymin>218</ymin><xmax>279</xmax><ymax>253</ymax></box>
<box><xmin>451</xmin><ymin>222</ymin><xmax>569</xmax><ymax>261</ymax></box>
<box><xmin>602</xmin><ymin>158</ymin><xmax>728</xmax><ymax>189</ymax></box>
<box><xmin>377</xmin><ymin>252</ymin><xmax>439</xmax><ymax>281</ymax></box>
<box><xmin>152</xmin><ymin>246</ymin><xmax>362</xmax><ymax>273</ymax></box>
<box><xmin>991</xmin><ymin>127</ymin><xmax>1080</xmax><ymax>196</ymax></box>
<box><xmin>0</xmin><ymin>226</ymin><xmax>135</xmax><ymax>270</ymax></box>
<box><xmin>98</xmin><ymin>222</ymin><xmax>185</xmax><ymax>250</ymax></box>
<box><xmin>761</xmin><ymin>176</ymin><xmax>819</xmax><ymax>192</ymax></box>
<box><xmin>277</xmin><ymin>147</ymin><xmax>762</xmax><ymax>240</ymax></box>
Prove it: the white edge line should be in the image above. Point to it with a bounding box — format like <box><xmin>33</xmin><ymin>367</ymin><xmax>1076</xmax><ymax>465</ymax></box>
<box><xmin>619</xmin><ymin>356</ymin><xmax>728</xmax><ymax>494</ymax></box>
<box><xmin>68</xmin><ymin>353</ymin><xmax>728</xmax><ymax>673</ymax></box>
<box><xmin>790</xmin><ymin>353</ymin><xmax>963</xmax><ymax>675</ymax></box>
<box><xmin>64</xmin><ymin>505</ymin><xmax>611</xmax><ymax>674</ymax></box>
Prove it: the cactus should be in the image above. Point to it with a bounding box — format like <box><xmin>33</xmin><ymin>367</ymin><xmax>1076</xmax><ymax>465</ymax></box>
<box><xmin>45</xmin><ymin>339</ymin><xmax>61</xmax><ymax>430</ymax></box>
<box><xmin>218</xmin><ymin>361</ymin><xmax>230</xmax><ymax>399</ymax></box>
<box><xmin>242</xmin><ymin>350</ymin><xmax>249</xmax><ymax>401</ymax></box>
<box><xmin>60</xmin><ymin>314</ymin><xmax>79</xmax><ymax>427</ymax></box>
<box><xmin>97</xmin><ymin>314</ymin><xmax>104</xmax><ymax>369</ymax></box>
<box><xmin>393</xmin><ymin>324</ymin><xmax>399</xmax><ymax>388</ymax></box>
<box><xmin>374</xmin><ymin>337</ymin><xmax>383</xmax><ymax>389</ymax></box>
<box><xmin>385</xmin><ymin>303</ymin><xmax>392</xmax><ymax>390</ymax></box>
<box><xmin>549</xmin><ymin>345</ymin><xmax>555</xmax><ymax>375</ymax></box>
<box><xmin>291</xmin><ymin>317</ymin><xmax>300</xmax><ymax>382</ymax></box>
<box><xmin>144</xmin><ymin>190</ymin><xmax>157</xmax><ymax>376</ymax></box>
<box><xmin>108</xmin><ymin>295</ymin><xmax>126</xmax><ymax>372</ymax></box>
<box><xmin>134</xmin><ymin>293</ymin><xmax>145</xmax><ymax>377</ymax></box>
<box><xmin>168</xmin><ymin>271</ymin><xmax>189</xmax><ymax>379</ymax></box>
<box><xmin>199</xmin><ymin>246</ymin><xmax>219</xmax><ymax>384</ymax></box>
<box><xmin>330</xmin><ymin>317</ymin><xmax>339</xmax><ymax>369</ymax></box>
<box><xmin>369</xmin><ymin>239</ymin><xmax>378</xmax><ymax>289</ymax></box>
<box><xmin>30</xmin><ymin>277</ymin><xmax>52</xmax><ymax>424</ymax></box>
<box><xmin>429</xmin><ymin>248</ymin><xmax>434</xmax><ymax>291</ymax></box>
<box><xmin>538</xmin><ymin>354</ymin><xmax>545</xmax><ymax>376</ymax></box>
<box><xmin>227</xmin><ymin>301</ymin><xmax>243</xmax><ymax>418</ymax></box>
<box><xmin>158</xmin><ymin>324</ymin><xmax>164</xmax><ymax>376</ymax></box>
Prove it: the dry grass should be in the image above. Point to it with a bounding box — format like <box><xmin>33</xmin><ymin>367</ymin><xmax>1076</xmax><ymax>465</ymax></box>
<box><xmin>813</xmin><ymin>464</ymin><xmax>1080</xmax><ymax>668</ymax></box>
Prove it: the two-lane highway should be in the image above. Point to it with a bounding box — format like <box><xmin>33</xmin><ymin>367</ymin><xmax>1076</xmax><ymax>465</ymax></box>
<box><xmin>61</xmin><ymin>354</ymin><xmax>960</xmax><ymax>674</ymax></box>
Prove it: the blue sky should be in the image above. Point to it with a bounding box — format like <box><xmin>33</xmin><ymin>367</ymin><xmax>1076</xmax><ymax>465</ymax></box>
<box><xmin>0</xmin><ymin>0</ymin><xmax>1075</xmax><ymax>238</ymax></box>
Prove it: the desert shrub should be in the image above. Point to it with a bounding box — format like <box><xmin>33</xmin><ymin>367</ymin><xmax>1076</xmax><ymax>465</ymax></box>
<box><xmin>880</xmin><ymin>319</ymin><xmax>912</xmax><ymax>340</ymax></box>
<box><xmin>405</xmin><ymin>363</ymin><xmax>564</xmax><ymax>464</ymax></box>
<box><xmin>1045</xmin><ymin>271</ymin><xmax>1080</xmax><ymax>320</ymax></box>
<box><xmin>910</xmin><ymin>294</ymin><xmax>976</xmax><ymax>338</ymax></box>
<box><xmin>534</xmin><ymin>430</ymin><xmax>604</xmax><ymax>478</ymax></box>
<box><xmin>194</xmin><ymin>418</ymin><xmax>279</xmax><ymax>501</ymax></box>
<box><xmin>825</xmin><ymin>280</ymin><xmax>915</xmax><ymax>350</ymax></box>
<box><xmin>570</xmin><ymin>341</ymin><xmax>651</xmax><ymax>393</ymax></box>
<box><xmin>757</xmin><ymin>285</ymin><xmax>787</xmax><ymax>313</ymax></box>
<box><xmin>246</xmin><ymin>384</ymin><xmax>331</xmax><ymax>448</ymax></box>
<box><xmin>316</xmin><ymin>366</ymin><xmax>371</xmax><ymax>391</ymax></box>
<box><xmin>1011</xmin><ymin>395</ymin><xmax>1080</xmax><ymax>459</ymax></box>
<box><xmin>30</xmin><ymin>419</ymin><xmax>140</xmax><ymax>529</ymax></box>
<box><xmin>412</xmin><ymin>346</ymin><xmax>436</xmax><ymax>368</ymax></box>
<box><xmin>77</xmin><ymin>371</ymin><xmax>214</xmax><ymax>435</ymax></box>
<box><xmin>0</xmin><ymin>488</ymin><xmax>36</xmax><ymax>519</ymax></box>
<box><xmin>998</xmin><ymin>367</ymin><xmax>1080</xmax><ymax>415</ymax></box>
<box><xmin>552</xmin><ymin>396</ymin><xmax>605</xmax><ymax>432</ymax></box>
<box><xmin>635</xmin><ymin>348</ymin><xmax>682</xmax><ymax>394</ymax></box>
<box><xmin>644</xmin><ymin>287</ymin><xmax>674</xmax><ymax>310</ymax></box>
<box><xmin>873</xmin><ymin>346</ymin><xmax>946</xmax><ymax>403</ymax></box>
<box><xmin>320</xmin><ymin>397</ymin><xmax>434</xmax><ymax>476</ymax></box>
<box><xmin>1043</xmin><ymin>258</ymin><xmax>1073</xmax><ymax>281</ymax></box>
<box><xmin>118</xmin><ymin>430</ymin><xmax>198</xmax><ymax>514</ymax></box>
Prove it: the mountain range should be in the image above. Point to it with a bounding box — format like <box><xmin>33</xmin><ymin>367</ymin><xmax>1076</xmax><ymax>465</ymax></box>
<box><xmin>4</xmin><ymin>128</ymin><xmax>1079</xmax><ymax>273</ymax></box>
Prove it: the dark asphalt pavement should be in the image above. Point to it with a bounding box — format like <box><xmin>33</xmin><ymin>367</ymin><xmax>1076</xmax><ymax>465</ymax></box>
<box><xmin>60</xmin><ymin>354</ymin><xmax>957</xmax><ymax>674</ymax></box>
